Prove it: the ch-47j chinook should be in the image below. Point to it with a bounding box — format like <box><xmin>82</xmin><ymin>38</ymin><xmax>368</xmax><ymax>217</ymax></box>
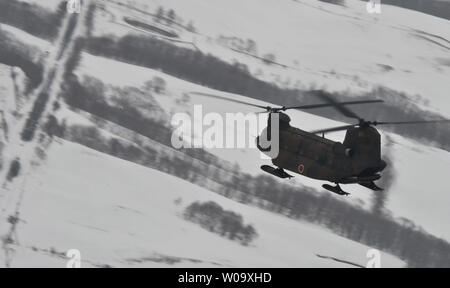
<box><xmin>193</xmin><ymin>91</ymin><xmax>449</xmax><ymax>196</ymax></box>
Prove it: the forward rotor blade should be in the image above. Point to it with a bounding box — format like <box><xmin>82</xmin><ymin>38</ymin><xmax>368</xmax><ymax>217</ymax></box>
<box><xmin>190</xmin><ymin>91</ymin><xmax>384</xmax><ymax>115</ymax></box>
<box><xmin>311</xmin><ymin>90</ymin><xmax>363</xmax><ymax>120</ymax></box>
<box><xmin>310</xmin><ymin>124</ymin><xmax>357</xmax><ymax>134</ymax></box>
<box><xmin>286</xmin><ymin>99</ymin><xmax>384</xmax><ymax>111</ymax></box>
<box><xmin>189</xmin><ymin>92</ymin><xmax>269</xmax><ymax>110</ymax></box>
<box><xmin>373</xmin><ymin>119</ymin><xmax>450</xmax><ymax>125</ymax></box>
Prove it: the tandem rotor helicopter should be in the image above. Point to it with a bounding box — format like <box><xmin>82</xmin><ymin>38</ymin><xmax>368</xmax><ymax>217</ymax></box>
<box><xmin>192</xmin><ymin>90</ymin><xmax>449</xmax><ymax>196</ymax></box>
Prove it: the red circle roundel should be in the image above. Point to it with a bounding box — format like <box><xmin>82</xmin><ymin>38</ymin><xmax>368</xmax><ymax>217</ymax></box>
<box><xmin>298</xmin><ymin>164</ymin><xmax>305</xmax><ymax>174</ymax></box>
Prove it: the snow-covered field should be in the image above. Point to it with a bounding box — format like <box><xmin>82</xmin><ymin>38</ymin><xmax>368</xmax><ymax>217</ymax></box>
<box><xmin>4</xmin><ymin>139</ymin><xmax>404</xmax><ymax>268</ymax></box>
<box><xmin>1</xmin><ymin>0</ymin><xmax>449</xmax><ymax>268</ymax></box>
<box><xmin>102</xmin><ymin>0</ymin><xmax>450</xmax><ymax>117</ymax></box>
<box><xmin>0</xmin><ymin>24</ymin><xmax>53</xmax><ymax>53</ymax></box>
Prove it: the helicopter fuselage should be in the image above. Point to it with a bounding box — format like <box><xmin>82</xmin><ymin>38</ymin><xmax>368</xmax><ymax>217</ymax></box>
<box><xmin>257</xmin><ymin>118</ymin><xmax>387</xmax><ymax>185</ymax></box>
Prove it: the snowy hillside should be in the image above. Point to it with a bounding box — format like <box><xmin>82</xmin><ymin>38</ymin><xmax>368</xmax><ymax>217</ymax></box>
<box><xmin>4</xmin><ymin>139</ymin><xmax>404</xmax><ymax>268</ymax></box>
<box><xmin>114</xmin><ymin>0</ymin><xmax>450</xmax><ymax>117</ymax></box>
<box><xmin>1</xmin><ymin>0</ymin><xmax>449</xmax><ymax>268</ymax></box>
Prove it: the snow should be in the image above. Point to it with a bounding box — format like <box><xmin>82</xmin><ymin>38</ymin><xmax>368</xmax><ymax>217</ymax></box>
<box><xmin>102</xmin><ymin>0</ymin><xmax>450</xmax><ymax>117</ymax></box>
<box><xmin>78</xmin><ymin>52</ymin><xmax>162</xmax><ymax>88</ymax></box>
<box><xmin>0</xmin><ymin>24</ymin><xmax>53</xmax><ymax>53</ymax></box>
<box><xmin>1</xmin><ymin>0</ymin><xmax>447</xmax><ymax>267</ymax></box>
<box><xmin>0</xmin><ymin>65</ymin><xmax>16</xmax><ymax>113</ymax></box>
<box><xmin>5</xmin><ymin>139</ymin><xmax>405</xmax><ymax>267</ymax></box>
<box><xmin>0</xmin><ymin>64</ymin><xmax>15</xmax><ymax>144</ymax></box>
<box><xmin>384</xmin><ymin>134</ymin><xmax>450</xmax><ymax>241</ymax></box>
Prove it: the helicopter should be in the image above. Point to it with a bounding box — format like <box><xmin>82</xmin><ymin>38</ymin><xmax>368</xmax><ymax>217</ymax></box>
<box><xmin>192</xmin><ymin>90</ymin><xmax>449</xmax><ymax>196</ymax></box>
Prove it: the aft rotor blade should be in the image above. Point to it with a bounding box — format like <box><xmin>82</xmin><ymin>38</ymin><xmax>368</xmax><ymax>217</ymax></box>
<box><xmin>189</xmin><ymin>92</ymin><xmax>269</xmax><ymax>110</ymax></box>
<box><xmin>373</xmin><ymin>119</ymin><xmax>450</xmax><ymax>125</ymax></box>
<box><xmin>311</xmin><ymin>90</ymin><xmax>363</xmax><ymax>120</ymax></box>
<box><xmin>310</xmin><ymin>124</ymin><xmax>357</xmax><ymax>134</ymax></box>
<box><xmin>286</xmin><ymin>99</ymin><xmax>384</xmax><ymax>111</ymax></box>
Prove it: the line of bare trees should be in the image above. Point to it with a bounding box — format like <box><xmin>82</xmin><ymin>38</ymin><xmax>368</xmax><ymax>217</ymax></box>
<box><xmin>0</xmin><ymin>0</ymin><xmax>66</xmax><ymax>40</ymax></box>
